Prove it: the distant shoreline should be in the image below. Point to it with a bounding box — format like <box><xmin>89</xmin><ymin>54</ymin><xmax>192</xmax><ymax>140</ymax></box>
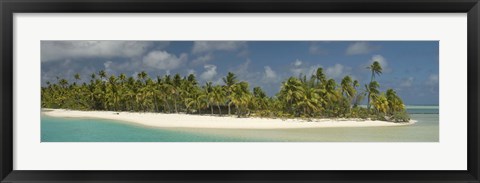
<box><xmin>42</xmin><ymin>108</ymin><xmax>416</xmax><ymax>129</ymax></box>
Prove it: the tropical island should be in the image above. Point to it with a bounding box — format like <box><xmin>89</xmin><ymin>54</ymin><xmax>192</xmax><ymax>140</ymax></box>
<box><xmin>42</xmin><ymin>61</ymin><xmax>413</xmax><ymax>129</ymax></box>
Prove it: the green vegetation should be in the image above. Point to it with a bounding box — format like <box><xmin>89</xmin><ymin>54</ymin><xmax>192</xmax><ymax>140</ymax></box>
<box><xmin>41</xmin><ymin>61</ymin><xmax>409</xmax><ymax>122</ymax></box>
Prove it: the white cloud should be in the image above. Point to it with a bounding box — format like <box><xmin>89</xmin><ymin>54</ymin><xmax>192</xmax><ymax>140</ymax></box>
<box><xmin>262</xmin><ymin>66</ymin><xmax>279</xmax><ymax>83</ymax></box>
<box><xmin>264</xmin><ymin>66</ymin><xmax>277</xmax><ymax>79</ymax></box>
<box><xmin>103</xmin><ymin>61</ymin><xmax>115</xmax><ymax>75</ymax></box>
<box><xmin>192</xmin><ymin>41</ymin><xmax>247</xmax><ymax>54</ymax></box>
<box><xmin>290</xmin><ymin>59</ymin><xmax>323</xmax><ymax>77</ymax></box>
<box><xmin>41</xmin><ymin>60</ymin><xmax>97</xmax><ymax>85</ymax></box>
<box><xmin>187</xmin><ymin>69</ymin><xmax>196</xmax><ymax>75</ymax></box>
<box><xmin>293</xmin><ymin>59</ymin><xmax>302</xmax><ymax>67</ymax></box>
<box><xmin>200</xmin><ymin>64</ymin><xmax>217</xmax><ymax>81</ymax></box>
<box><xmin>41</xmin><ymin>41</ymin><xmax>161</xmax><ymax>62</ymax></box>
<box><xmin>290</xmin><ymin>59</ymin><xmax>304</xmax><ymax>76</ymax></box>
<box><xmin>306</xmin><ymin>65</ymin><xmax>323</xmax><ymax>77</ymax></box>
<box><xmin>191</xmin><ymin>53</ymin><xmax>214</xmax><ymax>65</ymax></box>
<box><xmin>142</xmin><ymin>50</ymin><xmax>188</xmax><ymax>70</ymax></box>
<box><xmin>400</xmin><ymin>77</ymin><xmax>415</xmax><ymax>87</ymax></box>
<box><xmin>426</xmin><ymin>74</ymin><xmax>439</xmax><ymax>86</ymax></box>
<box><xmin>228</xmin><ymin>59</ymin><xmax>262</xmax><ymax>85</ymax></box>
<box><xmin>309</xmin><ymin>42</ymin><xmax>328</xmax><ymax>55</ymax></box>
<box><xmin>236</xmin><ymin>59</ymin><xmax>252</xmax><ymax>78</ymax></box>
<box><xmin>326</xmin><ymin>64</ymin><xmax>348</xmax><ymax>79</ymax></box>
<box><xmin>346</xmin><ymin>42</ymin><xmax>379</xmax><ymax>55</ymax></box>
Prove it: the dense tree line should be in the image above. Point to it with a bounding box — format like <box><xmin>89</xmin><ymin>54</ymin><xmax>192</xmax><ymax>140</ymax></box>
<box><xmin>42</xmin><ymin>61</ymin><xmax>410</xmax><ymax>122</ymax></box>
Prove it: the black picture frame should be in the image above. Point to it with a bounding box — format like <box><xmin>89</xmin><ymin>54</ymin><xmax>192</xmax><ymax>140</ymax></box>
<box><xmin>1</xmin><ymin>0</ymin><xmax>479</xmax><ymax>182</ymax></box>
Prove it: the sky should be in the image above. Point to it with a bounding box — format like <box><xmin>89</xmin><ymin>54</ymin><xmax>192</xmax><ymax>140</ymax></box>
<box><xmin>41</xmin><ymin>41</ymin><xmax>439</xmax><ymax>105</ymax></box>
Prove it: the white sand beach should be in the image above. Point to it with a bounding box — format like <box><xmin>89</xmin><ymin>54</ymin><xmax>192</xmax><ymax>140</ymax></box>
<box><xmin>42</xmin><ymin>109</ymin><xmax>416</xmax><ymax>129</ymax></box>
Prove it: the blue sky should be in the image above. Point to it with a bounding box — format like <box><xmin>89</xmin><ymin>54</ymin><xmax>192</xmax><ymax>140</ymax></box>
<box><xmin>41</xmin><ymin>41</ymin><xmax>439</xmax><ymax>105</ymax></box>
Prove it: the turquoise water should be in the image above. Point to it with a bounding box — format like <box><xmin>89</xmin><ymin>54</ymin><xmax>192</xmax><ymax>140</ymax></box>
<box><xmin>41</xmin><ymin>116</ymin><xmax>254</xmax><ymax>142</ymax></box>
<box><xmin>41</xmin><ymin>106</ymin><xmax>439</xmax><ymax>142</ymax></box>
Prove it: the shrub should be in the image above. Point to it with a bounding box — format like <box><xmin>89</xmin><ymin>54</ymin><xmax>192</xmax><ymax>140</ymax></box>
<box><xmin>350</xmin><ymin>107</ymin><xmax>370</xmax><ymax>119</ymax></box>
<box><xmin>391</xmin><ymin>110</ymin><xmax>410</xmax><ymax>122</ymax></box>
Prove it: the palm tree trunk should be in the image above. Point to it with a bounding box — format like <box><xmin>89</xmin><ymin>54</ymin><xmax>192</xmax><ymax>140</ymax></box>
<box><xmin>164</xmin><ymin>97</ymin><xmax>171</xmax><ymax>113</ymax></box>
<box><xmin>174</xmin><ymin>100</ymin><xmax>178</xmax><ymax>113</ymax></box>
<box><xmin>210</xmin><ymin>105</ymin><xmax>214</xmax><ymax>115</ymax></box>
<box><xmin>228</xmin><ymin>103</ymin><xmax>231</xmax><ymax>115</ymax></box>
<box><xmin>235</xmin><ymin>105</ymin><xmax>240</xmax><ymax>117</ymax></box>
<box><xmin>367</xmin><ymin>93</ymin><xmax>371</xmax><ymax>110</ymax></box>
<box><xmin>153</xmin><ymin>95</ymin><xmax>158</xmax><ymax>112</ymax></box>
<box><xmin>371</xmin><ymin>71</ymin><xmax>374</xmax><ymax>82</ymax></box>
<box><xmin>217</xmin><ymin>104</ymin><xmax>222</xmax><ymax>116</ymax></box>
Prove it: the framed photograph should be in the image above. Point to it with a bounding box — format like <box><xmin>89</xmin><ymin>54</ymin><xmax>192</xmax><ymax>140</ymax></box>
<box><xmin>1</xmin><ymin>0</ymin><xmax>479</xmax><ymax>182</ymax></box>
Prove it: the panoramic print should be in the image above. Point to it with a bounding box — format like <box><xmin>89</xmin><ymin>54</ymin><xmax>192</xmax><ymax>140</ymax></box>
<box><xmin>41</xmin><ymin>41</ymin><xmax>439</xmax><ymax>142</ymax></box>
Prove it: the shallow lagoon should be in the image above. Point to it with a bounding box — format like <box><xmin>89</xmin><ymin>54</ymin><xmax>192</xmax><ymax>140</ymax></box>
<box><xmin>41</xmin><ymin>106</ymin><xmax>439</xmax><ymax>142</ymax></box>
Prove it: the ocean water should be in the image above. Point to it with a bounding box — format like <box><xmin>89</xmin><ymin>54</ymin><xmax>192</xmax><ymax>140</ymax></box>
<box><xmin>41</xmin><ymin>106</ymin><xmax>439</xmax><ymax>142</ymax></box>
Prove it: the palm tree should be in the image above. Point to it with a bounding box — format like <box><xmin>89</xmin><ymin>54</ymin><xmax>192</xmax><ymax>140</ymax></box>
<box><xmin>106</xmin><ymin>75</ymin><xmax>120</xmax><ymax>110</ymax></box>
<box><xmin>137</xmin><ymin>71</ymin><xmax>148</xmax><ymax>84</ymax></box>
<box><xmin>351</xmin><ymin>80</ymin><xmax>361</xmax><ymax>107</ymax></box>
<box><xmin>41</xmin><ymin>67</ymin><xmax>409</xmax><ymax>121</ymax></box>
<box><xmin>366</xmin><ymin>61</ymin><xmax>382</xmax><ymax>111</ymax></box>
<box><xmin>231</xmin><ymin>81</ymin><xmax>250</xmax><ymax>117</ymax></box>
<box><xmin>367</xmin><ymin>61</ymin><xmax>382</xmax><ymax>83</ymax></box>
<box><xmin>98</xmin><ymin>70</ymin><xmax>107</xmax><ymax>80</ymax></box>
<box><xmin>90</xmin><ymin>73</ymin><xmax>96</xmax><ymax>82</ymax></box>
<box><xmin>171</xmin><ymin>74</ymin><xmax>183</xmax><ymax>113</ymax></box>
<box><xmin>315</xmin><ymin>67</ymin><xmax>326</xmax><ymax>87</ymax></box>
<box><xmin>353</xmin><ymin>80</ymin><xmax>359</xmax><ymax>90</ymax></box>
<box><xmin>119</xmin><ymin>73</ymin><xmax>127</xmax><ymax>83</ymax></box>
<box><xmin>204</xmin><ymin>82</ymin><xmax>215</xmax><ymax>115</ymax></box>
<box><xmin>365</xmin><ymin>81</ymin><xmax>380</xmax><ymax>110</ymax></box>
<box><xmin>187</xmin><ymin>74</ymin><xmax>198</xmax><ymax>86</ymax></box>
<box><xmin>223</xmin><ymin>72</ymin><xmax>238</xmax><ymax>115</ymax></box>
<box><xmin>372</xmin><ymin>93</ymin><xmax>389</xmax><ymax>115</ymax></box>
<box><xmin>341</xmin><ymin>76</ymin><xmax>354</xmax><ymax>99</ymax></box>
<box><xmin>386</xmin><ymin>89</ymin><xmax>405</xmax><ymax>114</ymax></box>
<box><xmin>59</xmin><ymin>78</ymin><xmax>68</xmax><ymax>88</ymax></box>
<box><xmin>278</xmin><ymin>77</ymin><xmax>304</xmax><ymax>116</ymax></box>
<box><xmin>74</xmin><ymin>73</ymin><xmax>81</xmax><ymax>85</ymax></box>
<box><xmin>297</xmin><ymin>86</ymin><xmax>320</xmax><ymax>117</ymax></box>
<box><xmin>193</xmin><ymin>88</ymin><xmax>207</xmax><ymax>114</ymax></box>
<box><xmin>253</xmin><ymin>87</ymin><xmax>268</xmax><ymax>110</ymax></box>
<box><xmin>212</xmin><ymin>85</ymin><xmax>226</xmax><ymax>115</ymax></box>
<box><xmin>325</xmin><ymin>79</ymin><xmax>337</xmax><ymax>101</ymax></box>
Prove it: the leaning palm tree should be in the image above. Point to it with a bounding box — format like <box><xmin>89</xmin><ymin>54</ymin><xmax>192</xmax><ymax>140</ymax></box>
<box><xmin>341</xmin><ymin>76</ymin><xmax>354</xmax><ymax>98</ymax></box>
<box><xmin>386</xmin><ymin>89</ymin><xmax>405</xmax><ymax>114</ymax></box>
<box><xmin>74</xmin><ymin>73</ymin><xmax>81</xmax><ymax>85</ymax></box>
<box><xmin>367</xmin><ymin>61</ymin><xmax>382</xmax><ymax>83</ymax></box>
<box><xmin>365</xmin><ymin>81</ymin><xmax>380</xmax><ymax>110</ymax></box>
<box><xmin>315</xmin><ymin>67</ymin><xmax>326</xmax><ymax>87</ymax></box>
<box><xmin>366</xmin><ymin>61</ymin><xmax>382</xmax><ymax>110</ymax></box>
<box><xmin>372</xmin><ymin>93</ymin><xmax>389</xmax><ymax>115</ymax></box>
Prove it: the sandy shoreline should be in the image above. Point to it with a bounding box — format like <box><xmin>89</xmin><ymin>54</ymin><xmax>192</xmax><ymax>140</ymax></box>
<box><xmin>42</xmin><ymin>109</ymin><xmax>416</xmax><ymax>129</ymax></box>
